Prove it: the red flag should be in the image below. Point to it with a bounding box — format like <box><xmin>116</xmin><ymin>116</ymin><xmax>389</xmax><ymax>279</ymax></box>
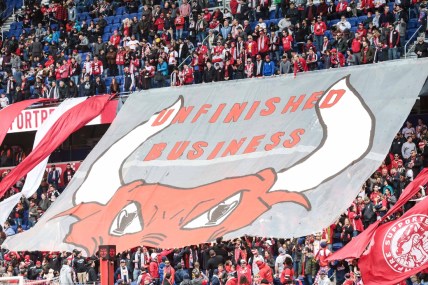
<box><xmin>0</xmin><ymin>99</ymin><xmax>50</xmax><ymax>145</ymax></box>
<box><xmin>327</xmin><ymin>169</ymin><xmax>428</xmax><ymax>261</ymax></box>
<box><xmin>0</xmin><ymin>95</ymin><xmax>111</xmax><ymax>198</ymax></box>
<box><xmin>359</xmin><ymin>194</ymin><xmax>428</xmax><ymax>285</ymax></box>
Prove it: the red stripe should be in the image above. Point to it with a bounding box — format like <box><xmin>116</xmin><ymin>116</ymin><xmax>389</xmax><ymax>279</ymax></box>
<box><xmin>0</xmin><ymin>99</ymin><xmax>51</xmax><ymax>145</ymax></box>
<box><xmin>0</xmin><ymin>95</ymin><xmax>111</xmax><ymax>199</ymax></box>
<box><xmin>100</xmin><ymin>100</ymin><xmax>118</xmax><ymax>124</ymax></box>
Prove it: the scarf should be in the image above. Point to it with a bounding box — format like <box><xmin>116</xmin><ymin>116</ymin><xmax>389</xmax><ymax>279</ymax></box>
<box><xmin>141</xmin><ymin>252</ymin><xmax>150</xmax><ymax>268</ymax></box>
<box><xmin>258</xmin><ymin>35</ymin><xmax>266</xmax><ymax>51</ymax></box>
<box><xmin>120</xmin><ymin>266</ymin><xmax>129</xmax><ymax>283</ymax></box>
<box><xmin>189</xmin><ymin>248</ymin><xmax>198</xmax><ymax>268</ymax></box>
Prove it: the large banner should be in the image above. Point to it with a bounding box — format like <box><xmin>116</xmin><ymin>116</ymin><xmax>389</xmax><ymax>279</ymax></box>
<box><xmin>4</xmin><ymin>60</ymin><xmax>428</xmax><ymax>254</ymax></box>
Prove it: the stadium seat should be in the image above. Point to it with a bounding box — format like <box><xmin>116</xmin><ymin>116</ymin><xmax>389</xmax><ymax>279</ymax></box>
<box><xmin>348</xmin><ymin>17</ymin><xmax>358</xmax><ymax>27</ymax></box>
<box><xmin>358</xmin><ymin>15</ymin><xmax>367</xmax><ymax>22</ymax></box>
<box><xmin>113</xmin><ymin>16</ymin><xmax>122</xmax><ymax>24</ymax></box>
<box><xmin>324</xmin><ymin>30</ymin><xmax>332</xmax><ymax>40</ymax></box>
<box><xmin>350</xmin><ymin>27</ymin><xmax>358</xmax><ymax>34</ymax></box>
<box><xmin>105</xmin><ymin>77</ymin><xmax>113</xmax><ymax>86</ymax></box>
<box><xmin>102</xmin><ymin>34</ymin><xmax>111</xmax><ymax>42</ymax></box>
<box><xmin>269</xmin><ymin>10</ymin><xmax>276</xmax><ymax>19</ymax></box>
<box><xmin>106</xmin><ymin>16</ymin><xmax>114</xmax><ymax>24</ymax></box>
<box><xmin>408</xmin><ymin>18</ymin><xmax>418</xmax><ymax>29</ymax></box>
<box><xmin>115</xmin><ymin>76</ymin><xmax>123</xmax><ymax>84</ymax></box>
<box><xmin>116</xmin><ymin>7</ymin><xmax>126</xmax><ymax>15</ymax></box>
<box><xmin>328</xmin><ymin>19</ymin><xmax>340</xmax><ymax>28</ymax></box>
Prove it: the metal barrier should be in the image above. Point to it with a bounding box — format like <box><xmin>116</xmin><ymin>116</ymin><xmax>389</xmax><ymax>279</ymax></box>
<box><xmin>404</xmin><ymin>25</ymin><xmax>423</xmax><ymax>59</ymax></box>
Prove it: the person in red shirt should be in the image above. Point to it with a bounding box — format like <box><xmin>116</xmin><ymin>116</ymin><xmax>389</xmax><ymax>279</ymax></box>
<box><xmin>182</xmin><ymin>64</ymin><xmax>194</xmax><ymax>85</ymax></box>
<box><xmin>109</xmin><ymin>30</ymin><xmax>121</xmax><ymax>47</ymax></box>
<box><xmin>116</xmin><ymin>47</ymin><xmax>126</xmax><ymax>76</ymax></box>
<box><xmin>154</xmin><ymin>13</ymin><xmax>166</xmax><ymax>34</ymax></box>
<box><xmin>335</xmin><ymin>0</ymin><xmax>348</xmax><ymax>16</ymax></box>
<box><xmin>292</xmin><ymin>55</ymin><xmax>308</xmax><ymax>77</ymax></box>
<box><xmin>91</xmin><ymin>56</ymin><xmax>103</xmax><ymax>77</ymax></box>
<box><xmin>256</xmin><ymin>261</ymin><xmax>273</xmax><ymax>284</ymax></box>
<box><xmin>356</xmin><ymin>22</ymin><xmax>367</xmax><ymax>37</ymax></box>
<box><xmin>281</xmin><ymin>31</ymin><xmax>293</xmax><ymax>58</ymax></box>
<box><xmin>149</xmin><ymin>254</ymin><xmax>159</xmax><ymax>281</ymax></box>
<box><xmin>246</xmin><ymin>35</ymin><xmax>258</xmax><ymax>60</ymax></box>
<box><xmin>257</xmin><ymin>30</ymin><xmax>270</xmax><ymax>58</ymax></box>
<box><xmin>330</xmin><ymin>48</ymin><xmax>345</xmax><ymax>67</ymax></box>
<box><xmin>237</xmin><ymin>260</ymin><xmax>252</xmax><ymax>284</ymax></box>
<box><xmin>174</xmin><ymin>12</ymin><xmax>185</xmax><ymax>39</ymax></box>
<box><xmin>59</xmin><ymin>59</ymin><xmax>70</xmax><ymax>82</ymax></box>
<box><xmin>351</xmin><ymin>34</ymin><xmax>362</xmax><ymax>64</ymax></box>
<box><xmin>313</xmin><ymin>16</ymin><xmax>327</xmax><ymax>52</ymax></box>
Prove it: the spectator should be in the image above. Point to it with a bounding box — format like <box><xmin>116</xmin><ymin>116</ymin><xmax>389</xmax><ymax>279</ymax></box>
<box><xmin>402</xmin><ymin>136</ymin><xmax>416</xmax><ymax>159</ymax></box>
<box><xmin>0</xmin><ymin>93</ymin><xmax>9</xmax><ymax>109</ymax></box>
<box><xmin>415</xmin><ymin>37</ymin><xmax>428</xmax><ymax>58</ymax></box>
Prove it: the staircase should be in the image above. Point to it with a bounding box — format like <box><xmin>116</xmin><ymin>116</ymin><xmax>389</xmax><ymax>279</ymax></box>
<box><xmin>1</xmin><ymin>6</ymin><xmax>23</xmax><ymax>38</ymax></box>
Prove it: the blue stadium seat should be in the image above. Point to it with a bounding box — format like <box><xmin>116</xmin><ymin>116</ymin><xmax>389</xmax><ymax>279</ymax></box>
<box><xmin>269</xmin><ymin>10</ymin><xmax>276</xmax><ymax>19</ymax></box>
<box><xmin>324</xmin><ymin>30</ymin><xmax>332</xmax><ymax>40</ymax></box>
<box><xmin>350</xmin><ymin>27</ymin><xmax>358</xmax><ymax>33</ymax></box>
<box><xmin>113</xmin><ymin>16</ymin><xmax>122</xmax><ymax>24</ymax></box>
<box><xmin>129</xmin><ymin>13</ymin><xmax>138</xmax><ymax>19</ymax></box>
<box><xmin>328</xmin><ymin>19</ymin><xmax>340</xmax><ymax>27</ymax></box>
<box><xmin>271</xmin><ymin>18</ymin><xmax>280</xmax><ymax>26</ymax></box>
<box><xmin>115</xmin><ymin>76</ymin><xmax>123</xmax><ymax>84</ymax></box>
<box><xmin>106</xmin><ymin>16</ymin><xmax>114</xmax><ymax>24</ymax></box>
<box><xmin>102</xmin><ymin>34</ymin><xmax>111</xmax><ymax>42</ymax></box>
<box><xmin>358</xmin><ymin>15</ymin><xmax>367</xmax><ymax>22</ymax></box>
<box><xmin>408</xmin><ymin>18</ymin><xmax>418</xmax><ymax>29</ymax></box>
<box><xmin>406</xmin><ymin>29</ymin><xmax>417</xmax><ymax>40</ymax></box>
<box><xmin>9</xmin><ymin>22</ymin><xmax>17</xmax><ymax>30</ymax></box>
<box><xmin>116</xmin><ymin>7</ymin><xmax>126</xmax><ymax>15</ymax></box>
<box><xmin>105</xmin><ymin>77</ymin><xmax>113</xmax><ymax>86</ymax></box>
<box><xmin>348</xmin><ymin>17</ymin><xmax>358</xmax><ymax>27</ymax></box>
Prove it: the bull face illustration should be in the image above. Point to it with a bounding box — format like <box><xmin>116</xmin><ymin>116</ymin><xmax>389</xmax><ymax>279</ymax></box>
<box><xmin>52</xmin><ymin>76</ymin><xmax>375</xmax><ymax>255</ymax></box>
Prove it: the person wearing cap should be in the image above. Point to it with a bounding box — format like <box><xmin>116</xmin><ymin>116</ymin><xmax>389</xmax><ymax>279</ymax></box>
<box><xmin>72</xmin><ymin>250</ymin><xmax>87</xmax><ymax>284</ymax></box>
<box><xmin>316</xmin><ymin>269</ymin><xmax>331</xmax><ymax>285</ymax></box>
<box><xmin>256</xmin><ymin>261</ymin><xmax>273</xmax><ymax>284</ymax></box>
<box><xmin>313</xmin><ymin>16</ymin><xmax>327</xmax><ymax>52</ymax></box>
<box><xmin>262</xmin><ymin>55</ymin><xmax>275</xmax><ymax>76</ymax></box>
<box><xmin>115</xmin><ymin>259</ymin><xmax>132</xmax><ymax>284</ymax></box>
<box><xmin>246</xmin><ymin>35</ymin><xmax>258</xmax><ymax>60</ymax></box>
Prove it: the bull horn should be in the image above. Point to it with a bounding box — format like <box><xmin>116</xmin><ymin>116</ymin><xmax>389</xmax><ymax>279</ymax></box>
<box><xmin>74</xmin><ymin>97</ymin><xmax>184</xmax><ymax>204</ymax></box>
<box><xmin>271</xmin><ymin>76</ymin><xmax>375</xmax><ymax>193</ymax></box>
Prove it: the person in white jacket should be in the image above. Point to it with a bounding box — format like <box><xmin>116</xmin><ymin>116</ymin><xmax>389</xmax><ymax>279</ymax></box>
<box><xmin>60</xmin><ymin>259</ymin><xmax>75</xmax><ymax>285</ymax></box>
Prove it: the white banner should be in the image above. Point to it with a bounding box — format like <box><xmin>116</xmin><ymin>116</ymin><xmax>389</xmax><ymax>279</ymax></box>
<box><xmin>21</xmin><ymin>98</ymin><xmax>87</xmax><ymax>198</ymax></box>
<box><xmin>0</xmin><ymin>193</ymin><xmax>22</xmax><ymax>228</ymax></box>
<box><xmin>4</xmin><ymin>59</ymin><xmax>428</xmax><ymax>254</ymax></box>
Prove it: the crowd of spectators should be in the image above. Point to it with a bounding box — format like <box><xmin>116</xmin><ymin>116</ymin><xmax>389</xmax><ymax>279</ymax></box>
<box><xmin>0</xmin><ymin>117</ymin><xmax>428</xmax><ymax>285</ymax></box>
<box><xmin>0</xmin><ymin>0</ymin><xmax>427</xmax><ymax>109</ymax></box>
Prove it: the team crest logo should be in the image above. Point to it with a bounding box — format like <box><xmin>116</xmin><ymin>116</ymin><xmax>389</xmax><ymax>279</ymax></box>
<box><xmin>382</xmin><ymin>214</ymin><xmax>428</xmax><ymax>272</ymax></box>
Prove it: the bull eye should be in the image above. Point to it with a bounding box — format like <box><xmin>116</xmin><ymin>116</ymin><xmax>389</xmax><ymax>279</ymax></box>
<box><xmin>183</xmin><ymin>192</ymin><xmax>242</xmax><ymax>229</ymax></box>
<box><xmin>109</xmin><ymin>202</ymin><xmax>143</xmax><ymax>236</ymax></box>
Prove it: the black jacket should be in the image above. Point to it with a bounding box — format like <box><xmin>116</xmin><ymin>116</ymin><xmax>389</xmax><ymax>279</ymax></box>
<box><xmin>203</xmin><ymin>66</ymin><xmax>216</xmax><ymax>83</ymax></box>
